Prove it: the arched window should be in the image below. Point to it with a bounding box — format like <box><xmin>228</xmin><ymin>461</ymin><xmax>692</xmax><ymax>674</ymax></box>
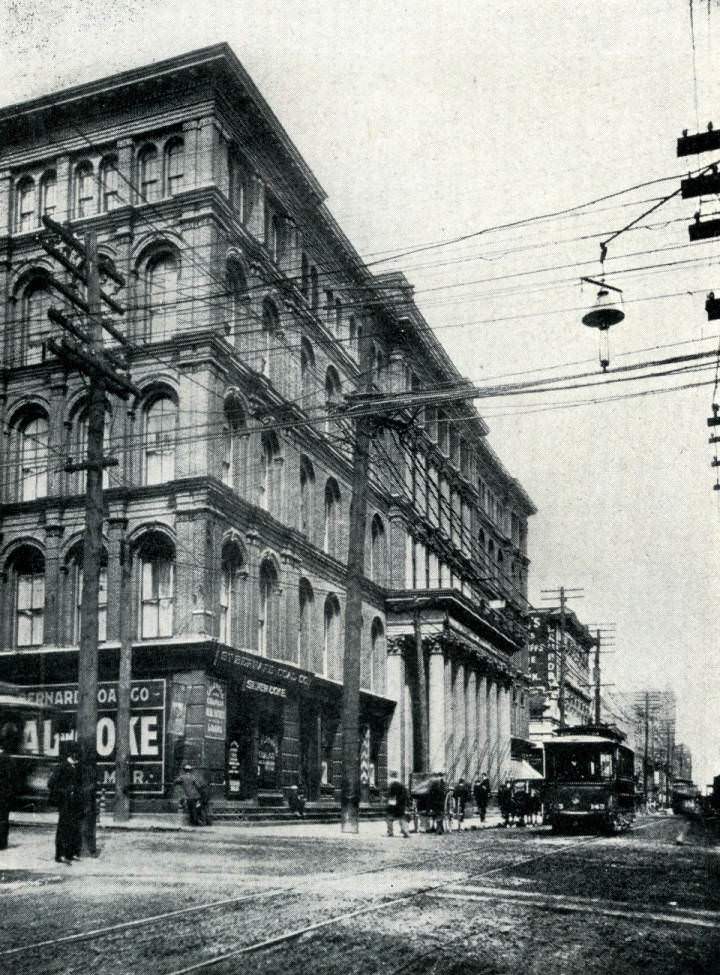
<box><xmin>260</xmin><ymin>300</ymin><xmax>279</xmax><ymax>376</ymax></box>
<box><xmin>225</xmin><ymin>260</ymin><xmax>247</xmax><ymax>347</ymax></box>
<box><xmin>40</xmin><ymin>171</ymin><xmax>56</xmax><ymax>220</ymax></box>
<box><xmin>300</xmin><ymin>338</ymin><xmax>315</xmax><ymax>402</ymax></box>
<box><xmin>15</xmin><ymin>176</ymin><xmax>35</xmax><ymax>232</ymax></box>
<box><xmin>301</xmin><ymin>253</ymin><xmax>309</xmax><ymax>298</ymax></box>
<box><xmin>323</xmin><ymin>478</ymin><xmax>341</xmax><ymax>558</ymax></box>
<box><xmin>74</xmin><ymin>162</ymin><xmax>95</xmax><ymax>218</ymax></box>
<box><xmin>219</xmin><ymin>541</ymin><xmax>244</xmax><ymax>645</ymax></box>
<box><xmin>335</xmin><ymin>298</ymin><xmax>343</xmax><ymax>335</ymax></box>
<box><xmin>221</xmin><ymin>398</ymin><xmax>246</xmax><ymax>491</ymax></box>
<box><xmin>164</xmin><ymin>138</ymin><xmax>184</xmax><ymax>195</ymax></box>
<box><xmin>138</xmin><ymin>145</ymin><xmax>159</xmax><ymax>202</ymax></box>
<box><xmin>310</xmin><ymin>266</ymin><xmax>319</xmax><ymax>312</ymax></box>
<box><xmin>18</xmin><ymin>412</ymin><xmax>49</xmax><ymax>501</ymax></box>
<box><xmin>22</xmin><ymin>280</ymin><xmax>52</xmax><ymax>365</ymax></box>
<box><xmin>324</xmin><ymin>366</ymin><xmax>342</xmax><ymax>435</ymax></box>
<box><xmin>323</xmin><ymin>594</ymin><xmax>341</xmax><ymax>678</ymax></box>
<box><xmin>298</xmin><ymin>578</ymin><xmax>314</xmax><ymax>667</ymax></box>
<box><xmin>258</xmin><ymin>558</ymin><xmax>279</xmax><ymax>657</ymax></box>
<box><xmin>100</xmin><ymin>155</ymin><xmax>120</xmax><ymax>212</ymax></box>
<box><xmin>146</xmin><ymin>252</ymin><xmax>178</xmax><ymax>342</ymax></box>
<box><xmin>137</xmin><ymin>533</ymin><xmax>175</xmax><ymax>639</ymax></box>
<box><xmin>370</xmin><ymin>514</ymin><xmax>386</xmax><ymax>586</ymax></box>
<box><xmin>11</xmin><ymin>546</ymin><xmax>45</xmax><ymax>647</ymax></box>
<box><xmin>370</xmin><ymin>617</ymin><xmax>385</xmax><ymax>693</ymax></box>
<box><xmin>259</xmin><ymin>431</ymin><xmax>281</xmax><ymax>515</ymax></box>
<box><xmin>230</xmin><ymin>154</ymin><xmax>249</xmax><ymax>221</ymax></box>
<box><xmin>144</xmin><ymin>396</ymin><xmax>177</xmax><ymax>485</ymax></box>
<box><xmin>66</xmin><ymin>544</ymin><xmax>108</xmax><ymax>644</ymax></box>
<box><xmin>299</xmin><ymin>455</ymin><xmax>315</xmax><ymax>538</ymax></box>
<box><xmin>70</xmin><ymin>403</ymin><xmax>111</xmax><ymax>493</ymax></box>
<box><xmin>268</xmin><ymin>214</ymin><xmax>283</xmax><ymax>263</ymax></box>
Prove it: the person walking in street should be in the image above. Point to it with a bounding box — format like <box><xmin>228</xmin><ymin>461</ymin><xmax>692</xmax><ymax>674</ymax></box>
<box><xmin>473</xmin><ymin>773</ymin><xmax>491</xmax><ymax>824</ymax></box>
<box><xmin>48</xmin><ymin>749</ymin><xmax>83</xmax><ymax>863</ymax></box>
<box><xmin>498</xmin><ymin>779</ymin><xmax>513</xmax><ymax>827</ymax></box>
<box><xmin>0</xmin><ymin>743</ymin><xmax>17</xmax><ymax>851</ymax></box>
<box><xmin>385</xmin><ymin>770</ymin><xmax>409</xmax><ymax>837</ymax></box>
<box><xmin>176</xmin><ymin>764</ymin><xmax>204</xmax><ymax>826</ymax></box>
<box><xmin>452</xmin><ymin>777</ymin><xmax>469</xmax><ymax>831</ymax></box>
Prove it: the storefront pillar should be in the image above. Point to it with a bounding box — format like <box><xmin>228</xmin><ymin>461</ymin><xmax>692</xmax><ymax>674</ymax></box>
<box><xmin>486</xmin><ymin>678</ymin><xmax>498</xmax><ymax>790</ymax></box>
<box><xmin>495</xmin><ymin>682</ymin><xmax>503</xmax><ymax>786</ymax></box>
<box><xmin>454</xmin><ymin>659</ymin><xmax>467</xmax><ymax>781</ymax></box>
<box><xmin>428</xmin><ymin>646</ymin><xmax>446</xmax><ymax>774</ymax></box>
<box><xmin>43</xmin><ymin>522</ymin><xmax>63</xmax><ymax>647</ymax></box>
<box><xmin>477</xmin><ymin>674</ymin><xmax>488</xmax><ymax>777</ymax></box>
<box><xmin>386</xmin><ymin>641</ymin><xmax>404</xmax><ymax>780</ymax></box>
<box><xmin>499</xmin><ymin>684</ymin><xmax>512</xmax><ymax>781</ymax></box>
<box><xmin>466</xmin><ymin>668</ymin><xmax>477</xmax><ymax>780</ymax></box>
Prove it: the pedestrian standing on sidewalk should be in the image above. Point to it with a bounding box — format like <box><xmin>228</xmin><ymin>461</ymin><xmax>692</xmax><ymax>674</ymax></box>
<box><xmin>452</xmin><ymin>777</ymin><xmax>469</xmax><ymax>831</ymax></box>
<box><xmin>385</xmin><ymin>770</ymin><xmax>409</xmax><ymax>837</ymax></box>
<box><xmin>0</xmin><ymin>743</ymin><xmax>17</xmax><ymax>851</ymax></box>
<box><xmin>474</xmin><ymin>773</ymin><xmax>490</xmax><ymax>823</ymax></box>
<box><xmin>176</xmin><ymin>764</ymin><xmax>204</xmax><ymax>826</ymax></box>
<box><xmin>48</xmin><ymin>749</ymin><xmax>83</xmax><ymax>863</ymax></box>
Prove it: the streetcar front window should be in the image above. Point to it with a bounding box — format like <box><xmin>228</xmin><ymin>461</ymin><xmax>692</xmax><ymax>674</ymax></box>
<box><xmin>549</xmin><ymin>747</ymin><xmax>615</xmax><ymax>783</ymax></box>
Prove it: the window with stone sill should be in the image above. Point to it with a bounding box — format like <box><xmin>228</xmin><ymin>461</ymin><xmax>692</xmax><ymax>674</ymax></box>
<box><xmin>100</xmin><ymin>156</ymin><xmax>120</xmax><ymax>212</ymax></box>
<box><xmin>138</xmin><ymin>537</ymin><xmax>175</xmax><ymax>639</ymax></box>
<box><xmin>144</xmin><ymin>396</ymin><xmax>177</xmax><ymax>485</ymax></box>
<box><xmin>74</xmin><ymin>162</ymin><xmax>95</xmax><ymax>218</ymax></box>
<box><xmin>13</xmin><ymin>547</ymin><xmax>46</xmax><ymax>648</ymax></box>
<box><xmin>165</xmin><ymin>138</ymin><xmax>184</xmax><ymax>196</ymax></box>
<box><xmin>138</xmin><ymin>145</ymin><xmax>159</xmax><ymax>203</ymax></box>
<box><xmin>15</xmin><ymin>176</ymin><xmax>37</xmax><ymax>233</ymax></box>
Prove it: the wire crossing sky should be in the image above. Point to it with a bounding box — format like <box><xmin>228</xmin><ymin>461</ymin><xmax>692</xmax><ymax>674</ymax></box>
<box><xmin>3</xmin><ymin>0</ymin><xmax>719</xmax><ymax>785</ymax></box>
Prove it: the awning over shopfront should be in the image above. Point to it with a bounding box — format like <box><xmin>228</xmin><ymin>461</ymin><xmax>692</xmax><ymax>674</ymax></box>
<box><xmin>510</xmin><ymin>758</ymin><xmax>544</xmax><ymax>781</ymax></box>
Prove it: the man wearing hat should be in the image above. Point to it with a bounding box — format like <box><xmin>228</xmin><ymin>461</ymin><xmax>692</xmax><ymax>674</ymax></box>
<box><xmin>47</xmin><ymin>747</ymin><xmax>83</xmax><ymax>863</ymax></box>
<box><xmin>385</xmin><ymin>770</ymin><xmax>409</xmax><ymax>838</ymax></box>
<box><xmin>176</xmin><ymin>764</ymin><xmax>204</xmax><ymax>826</ymax></box>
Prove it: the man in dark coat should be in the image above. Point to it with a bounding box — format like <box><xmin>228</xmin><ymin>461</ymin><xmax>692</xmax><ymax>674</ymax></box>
<box><xmin>0</xmin><ymin>744</ymin><xmax>17</xmax><ymax>850</ymax></box>
<box><xmin>473</xmin><ymin>773</ymin><xmax>491</xmax><ymax>823</ymax></box>
<box><xmin>452</xmin><ymin>777</ymin><xmax>469</xmax><ymax>830</ymax></box>
<box><xmin>385</xmin><ymin>770</ymin><xmax>409</xmax><ymax>837</ymax></box>
<box><xmin>48</xmin><ymin>752</ymin><xmax>83</xmax><ymax>863</ymax></box>
<box><xmin>176</xmin><ymin>764</ymin><xmax>204</xmax><ymax>826</ymax></box>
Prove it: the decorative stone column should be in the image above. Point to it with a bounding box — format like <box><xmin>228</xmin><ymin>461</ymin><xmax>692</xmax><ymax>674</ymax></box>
<box><xmin>466</xmin><ymin>668</ymin><xmax>478</xmax><ymax>780</ymax></box>
<box><xmin>386</xmin><ymin>639</ymin><xmax>404</xmax><ymax>780</ymax></box>
<box><xmin>116</xmin><ymin>139</ymin><xmax>135</xmax><ymax>207</ymax></box>
<box><xmin>428</xmin><ymin>644</ymin><xmax>446</xmax><ymax>773</ymax></box>
<box><xmin>182</xmin><ymin>120</ymin><xmax>200</xmax><ymax>189</ymax></box>
<box><xmin>281</xmin><ymin>548</ymin><xmax>301</xmax><ymax>665</ymax></box>
<box><xmin>246</xmin><ymin>174</ymin><xmax>266</xmax><ymax>241</ymax></box>
<box><xmin>43</xmin><ymin>521</ymin><xmax>64</xmax><ymax>647</ymax></box>
<box><xmin>498</xmin><ymin>684</ymin><xmax>512</xmax><ymax>782</ymax></box>
<box><xmin>244</xmin><ymin>529</ymin><xmax>261</xmax><ymax>651</ymax></box>
<box><xmin>477</xmin><ymin>673</ymin><xmax>488</xmax><ymax>777</ymax></box>
<box><xmin>196</xmin><ymin>116</ymin><xmax>217</xmax><ymax>187</ymax></box>
<box><xmin>106</xmin><ymin>514</ymin><xmax>127</xmax><ymax>643</ymax></box>
<box><xmin>0</xmin><ymin>170</ymin><xmax>12</xmax><ymax>238</ymax></box>
<box><xmin>454</xmin><ymin>659</ymin><xmax>466</xmax><ymax>780</ymax></box>
<box><xmin>47</xmin><ymin>375</ymin><xmax>67</xmax><ymax>498</ymax></box>
<box><xmin>495</xmin><ymin>682</ymin><xmax>503</xmax><ymax>786</ymax></box>
<box><xmin>55</xmin><ymin>155</ymin><xmax>70</xmax><ymax>223</ymax></box>
<box><xmin>486</xmin><ymin>678</ymin><xmax>497</xmax><ymax>790</ymax></box>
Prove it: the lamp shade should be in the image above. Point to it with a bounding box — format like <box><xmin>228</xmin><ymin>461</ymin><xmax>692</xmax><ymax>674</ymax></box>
<box><xmin>582</xmin><ymin>288</ymin><xmax>625</xmax><ymax>331</ymax></box>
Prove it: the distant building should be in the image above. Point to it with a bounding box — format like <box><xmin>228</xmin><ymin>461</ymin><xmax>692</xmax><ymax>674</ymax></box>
<box><xmin>527</xmin><ymin>608</ymin><xmax>594</xmax><ymax>740</ymax></box>
<box><xmin>605</xmin><ymin>689</ymin><xmax>678</xmax><ymax>801</ymax></box>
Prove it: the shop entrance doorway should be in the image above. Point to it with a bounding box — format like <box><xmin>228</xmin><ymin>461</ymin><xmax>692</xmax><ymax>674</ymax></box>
<box><xmin>225</xmin><ymin>687</ymin><xmax>284</xmax><ymax>799</ymax></box>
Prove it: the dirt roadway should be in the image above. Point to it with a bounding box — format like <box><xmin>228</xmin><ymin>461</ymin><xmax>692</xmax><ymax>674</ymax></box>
<box><xmin>2</xmin><ymin>815</ymin><xmax>718</xmax><ymax>975</ymax></box>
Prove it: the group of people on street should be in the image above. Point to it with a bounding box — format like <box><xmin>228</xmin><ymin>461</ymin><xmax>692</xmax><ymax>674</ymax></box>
<box><xmin>498</xmin><ymin>780</ymin><xmax>542</xmax><ymax>827</ymax></box>
<box><xmin>386</xmin><ymin>771</ymin><xmax>494</xmax><ymax>835</ymax></box>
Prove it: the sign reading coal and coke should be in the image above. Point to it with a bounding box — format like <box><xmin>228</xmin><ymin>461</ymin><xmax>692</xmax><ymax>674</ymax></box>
<box><xmin>19</xmin><ymin>679</ymin><xmax>166</xmax><ymax>794</ymax></box>
<box><xmin>213</xmin><ymin>648</ymin><xmax>313</xmax><ymax>690</ymax></box>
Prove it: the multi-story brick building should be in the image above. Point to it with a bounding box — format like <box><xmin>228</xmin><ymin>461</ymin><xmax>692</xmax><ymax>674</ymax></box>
<box><xmin>527</xmin><ymin>608</ymin><xmax>593</xmax><ymax>741</ymax></box>
<box><xmin>0</xmin><ymin>44</ymin><xmax>534</xmax><ymax>810</ymax></box>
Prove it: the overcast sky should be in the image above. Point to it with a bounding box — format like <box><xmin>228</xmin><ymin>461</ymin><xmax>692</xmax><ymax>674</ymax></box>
<box><xmin>3</xmin><ymin>0</ymin><xmax>718</xmax><ymax>785</ymax></box>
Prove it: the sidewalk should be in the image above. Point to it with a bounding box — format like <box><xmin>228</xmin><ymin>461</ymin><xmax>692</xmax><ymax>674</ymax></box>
<box><xmin>10</xmin><ymin>807</ymin><xmax>513</xmax><ymax>835</ymax></box>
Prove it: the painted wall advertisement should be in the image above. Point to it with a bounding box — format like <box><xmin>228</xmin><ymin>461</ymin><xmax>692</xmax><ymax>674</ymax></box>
<box><xmin>19</xmin><ymin>679</ymin><xmax>166</xmax><ymax>794</ymax></box>
<box><xmin>205</xmin><ymin>681</ymin><xmax>226</xmax><ymax>741</ymax></box>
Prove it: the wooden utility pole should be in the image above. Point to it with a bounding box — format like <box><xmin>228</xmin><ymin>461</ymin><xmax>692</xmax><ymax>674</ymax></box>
<box><xmin>558</xmin><ymin>586</ymin><xmax>567</xmax><ymax>727</ymax></box>
<box><xmin>593</xmin><ymin>629</ymin><xmax>601</xmax><ymax>725</ymax></box>
<box><xmin>413</xmin><ymin>604</ymin><xmax>428</xmax><ymax>774</ymax></box>
<box><xmin>40</xmin><ymin>215</ymin><xmax>136</xmax><ymax>852</ymax></box>
<box><xmin>76</xmin><ymin>229</ymin><xmax>103</xmax><ymax>855</ymax></box>
<box><xmin>114</xmin><ymin>531</ymin><xmax>132</xmax><ymax>821</ymax></box>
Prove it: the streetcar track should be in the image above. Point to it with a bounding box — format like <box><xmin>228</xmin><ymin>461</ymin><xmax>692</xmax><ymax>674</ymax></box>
<box><xmin>161</xmin><ymin>826</ymin><xmax>658</xmax><ymax>975</ymax></box>
<box><xmin>431</xmin><ymin>886</ymin><xmax>720</xmax><ymax>929</ymax></box>
<box><xmin>2</xmin><ymin>817</ymin><xmax>667</xmax><ymax>971</ymax></box>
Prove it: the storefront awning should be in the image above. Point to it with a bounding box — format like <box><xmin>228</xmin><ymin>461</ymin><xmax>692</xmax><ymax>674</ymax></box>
<box><xmin>510</xmin><ymin>759</ymin><xmax>544</xmax><ymax>781</ymax></box>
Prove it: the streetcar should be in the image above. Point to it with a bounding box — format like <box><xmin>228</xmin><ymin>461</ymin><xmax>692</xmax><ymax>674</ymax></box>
<box><xmin>542</xmin><ymin>724</ymin><xmax>636</xmax><ymax>834</ymax></box>
<box><xmin>0</xmin><ymin>688</ymin><xmax>68</xmax><ymax>807</ymax></box>
<box><xmin>670</xmin><ymin>779</ymin><xmax>699</xmax><ymax>815</ymax></box>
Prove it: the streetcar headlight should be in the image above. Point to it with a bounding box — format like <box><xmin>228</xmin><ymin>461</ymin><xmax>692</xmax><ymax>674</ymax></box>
<box><xmin>590</xmin><ymin>803</ymin><xmax>605</xmax><ymax>811</ymax></box>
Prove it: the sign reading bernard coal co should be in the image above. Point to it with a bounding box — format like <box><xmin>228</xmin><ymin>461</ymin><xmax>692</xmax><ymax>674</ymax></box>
<box><xmin>19</xmin><ymin>679</ymin><xmax>166</xmax><ymax>795</ymax></box>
